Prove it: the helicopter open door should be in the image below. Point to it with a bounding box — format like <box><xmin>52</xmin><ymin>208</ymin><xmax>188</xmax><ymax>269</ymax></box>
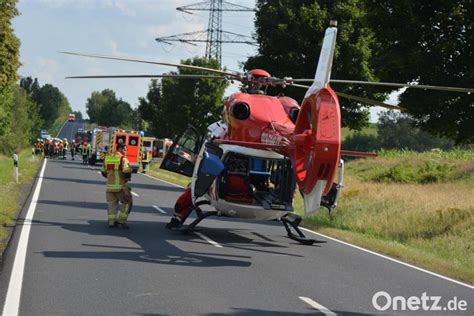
<box><xmin>160</xmin><ymin>126</ymin><xmax>203</xmax><ymax>177</ymax></box>
<box><xmin>190</xmin><ymin>141</ymin><xmax>224</xmax><ymax>201</ymax></box>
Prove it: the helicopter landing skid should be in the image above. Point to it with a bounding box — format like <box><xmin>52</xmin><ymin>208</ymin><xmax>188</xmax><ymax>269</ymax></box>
<box><xmin>185</xmin><ymin>209</ymin><xmax>218</xmax><ymax>231</ymax></box>
<box><xmin>280</xmin><ymin>214</ymin><xmax>316</xmax><ymax>245</ymax></box>
<box><xmin>177</xmin><ymin>201</ymin><xmax>215</xmax><ymax>233</ymax></box>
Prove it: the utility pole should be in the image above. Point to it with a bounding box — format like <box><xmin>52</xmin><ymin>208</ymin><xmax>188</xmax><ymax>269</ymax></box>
<box><xmin>155</xmin><ymin>0</ymin><xmax>255</xmax><ymax>65</ymax></box>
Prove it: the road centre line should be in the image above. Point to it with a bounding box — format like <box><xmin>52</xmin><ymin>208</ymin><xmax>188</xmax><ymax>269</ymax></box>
<box><xmin>194</xmin><ymin>232</ymin><xmax>223</xmax><ymax>248</ymax></box>
<box><xmin>300</xmin><ymin>228</ymin><xmax>474</xmax><ymax>290</ymax></box>
<box><xmin>2</xmin><ymin>159</ymin><xmax>47</xmax><ymax>316</ymax></box>
<box><xmin>131</xmin><ymin>191</ymin><xmax>139</xmax><ymax>197</ymax></box>
<box><xmin>152</xmin><ymin>205</ymin><xmax>167</xmax><ymax>214</ymax></box>
<box><xmin>140</xmin><ymin>169</ymin><xmax>474</xmax><ymax>289</ymax></box>
<box><xmin>298</xmin><ymin>296</ymin><xmax>336</xmax><ymax>316</ymax></box>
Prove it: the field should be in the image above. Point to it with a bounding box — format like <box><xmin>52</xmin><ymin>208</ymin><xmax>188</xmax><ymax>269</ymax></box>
<box><xmin>0</xmin><ymin>150</ymin><xmax>42</xmax><ymax>251</ymax></box>
<box><xmin>148</xmin><ymin>150</ymin><xmax>474</xmax><ymax>284</ymax></box>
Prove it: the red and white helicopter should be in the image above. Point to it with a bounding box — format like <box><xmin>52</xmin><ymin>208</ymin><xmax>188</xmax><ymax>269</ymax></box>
<box><xmin>63</xmin><ymin>21</ymin><xmax>474</xmax><ymax>245</ymax></box>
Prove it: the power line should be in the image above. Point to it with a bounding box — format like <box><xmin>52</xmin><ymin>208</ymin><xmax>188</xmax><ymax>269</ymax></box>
<box><xmin>155</xmin><ymin>0</ymin><xmax>256</xmax><ymax>65</ymax></box>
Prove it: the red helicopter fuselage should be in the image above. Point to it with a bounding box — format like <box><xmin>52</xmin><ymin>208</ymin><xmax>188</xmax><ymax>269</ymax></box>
<box><xmin>223</xmin><ymin>92</ymin><xmax>299</xmax><ymax>149</ymax></box>
<box><xmin>219</xmin><ymin>86</ymin><xmax>342</xmax><ymax>197</ymax></box>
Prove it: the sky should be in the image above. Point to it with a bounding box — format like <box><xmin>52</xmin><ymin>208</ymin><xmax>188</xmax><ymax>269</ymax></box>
<box><xmin>13</xmin><ymin>0</ymin><xmax>257</xmax><ymax>116</ymax></box>
<box><xmin>12</xmin><ymin>0</ymin><xmax>386</xmax><ymax>121</ymax></box>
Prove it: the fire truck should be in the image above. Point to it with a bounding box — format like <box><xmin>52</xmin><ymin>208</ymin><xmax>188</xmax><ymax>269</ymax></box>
<box><xmin>109</xmin><ymin>129</ymin><xmax>142</xmax><ymax>173</ymax></box>
<box><xmin>88</xmin><ymin>126</ymin><xmax>111</xmax><ymax>165</ymax></box>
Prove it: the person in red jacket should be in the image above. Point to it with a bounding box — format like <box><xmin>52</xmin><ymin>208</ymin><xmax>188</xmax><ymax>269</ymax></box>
<box><xmin>166</xmin><ymin>186</ymin><xmax>193</xmax><ymax>229</ymax></box>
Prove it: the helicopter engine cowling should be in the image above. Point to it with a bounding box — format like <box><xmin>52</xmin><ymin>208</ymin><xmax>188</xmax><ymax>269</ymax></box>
<box><xmin>292</xmin><ymin>86</ymin><xmax>341</xmax><ymax>214</ymax></box>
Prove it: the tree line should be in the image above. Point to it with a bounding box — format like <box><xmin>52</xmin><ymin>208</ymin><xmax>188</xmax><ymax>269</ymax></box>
<box><xmin>343</xmin><ymin>112</ymin><xmax>460</xmax><ymax>152</ymax></box>
<box><xmin>0</xmin><ymin>0</ymin><xmax>72</xmax><ymax>154</ymax></box>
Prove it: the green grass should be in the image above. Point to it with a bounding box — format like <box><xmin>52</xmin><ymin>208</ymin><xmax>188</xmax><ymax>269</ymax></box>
<box><xmin>147</xmin><ymin>161</ymin><xmax>189</xmax><ymax>188</ymax></box>
<box><xmin>0</xmin><ymin>150</ymin><xmax>42</xmax><ymax>250</ymax></box>
<box><xmin>146</xmin><ymin>150</ymin><xmax>474</xmax><ymax>284</ymax></box>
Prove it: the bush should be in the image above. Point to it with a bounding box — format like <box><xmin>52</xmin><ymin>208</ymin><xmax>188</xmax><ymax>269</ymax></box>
<box><xmin>342</xmin><ymin>133</ymin><xmax>381</xmax><ymax>151</ymax></box>
<box><xmin>370</xmin><ymin>161</ymin><xmax>455</xmax><ymax>184</ymax></box>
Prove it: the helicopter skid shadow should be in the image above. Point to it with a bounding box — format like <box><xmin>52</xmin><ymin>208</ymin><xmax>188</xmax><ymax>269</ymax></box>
<box><xmin>182</xmin><ymin>226</ymin><xmax>321</xmax><ymax>256</ymax></box>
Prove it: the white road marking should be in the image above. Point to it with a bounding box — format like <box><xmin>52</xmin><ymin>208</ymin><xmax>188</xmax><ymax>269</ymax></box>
<box><xmin>56</xmin><ymin>120</ymin><xmax>68</xmax><ymax>138</ymax></box>
<box><xmin>131</xmin><ymin>191</ymin><xmax>139</xmax><ymax>197</ymax></box>
<box><xmin>301</xmin><ymin>228</ymin><xmax>474</xmax><ymax>290</ymax></box>
<box><xmin>152</xmin><ymin>205</ymin><xmax>167</xmax><ymax>214</ymax></box>
<box><xmin>2</xmin><ymin>159</ymin><xmax>47</xmax><ymax>316</ymax></box>
<box><xmin>139</xmin><ymin>170</ymin><xmax>474</xmax><ymax>289</ymax></box>
<box><xmin>299</xmin><ymin>296</ymin><xmax>336</xmax><ymax>316</ymax></box>
<box><xmin>195</xmin><ymin>232</ymin><xmax>223</xmax><ymax>248</ymax></box>
<box><xmin>97</xmin><ymin>171</ymin><xmax>101</xmax><ymax>175</ymax></box>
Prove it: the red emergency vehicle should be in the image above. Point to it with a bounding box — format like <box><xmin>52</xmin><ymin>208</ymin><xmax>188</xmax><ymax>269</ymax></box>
<box><xmin>110</xmin><ymin>129</ymin><xmax>142</xmax><ymax>173</ymax></box>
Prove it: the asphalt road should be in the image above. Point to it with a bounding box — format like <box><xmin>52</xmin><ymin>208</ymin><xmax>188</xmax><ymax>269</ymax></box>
<box><xmin>0</xmin><ymin>121</ymin><xmax>472</xmax><ymax>315</ymax></box>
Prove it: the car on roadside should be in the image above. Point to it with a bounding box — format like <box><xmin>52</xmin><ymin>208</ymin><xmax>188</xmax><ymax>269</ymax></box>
<box><xmin>40</xmin><ymin>129</ymin><xmax>51</xmax><ymax>140</ymax></box>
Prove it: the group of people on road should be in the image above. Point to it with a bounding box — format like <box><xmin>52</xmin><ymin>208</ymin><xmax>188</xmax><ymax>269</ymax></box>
<box><xmin>34</xmin><ymin>138</ymin><xmax>92</xmax><ymax>163</ymax></box>
<box><xmin>34</xmin><ymin>138</ymin><xmax>70</xmax><ymax>159</ymax></box>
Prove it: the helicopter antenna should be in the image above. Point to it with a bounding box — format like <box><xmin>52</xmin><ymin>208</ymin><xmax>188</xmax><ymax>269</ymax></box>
<box><xmin>155</xmin><ymin>0</ymin><xmax>256</xmax><ymax>65</ymax></box>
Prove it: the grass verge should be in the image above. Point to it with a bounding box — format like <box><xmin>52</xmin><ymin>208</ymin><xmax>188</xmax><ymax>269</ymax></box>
<box><xmin>0</xmin><ymin>150</ymin><xmax>42</xmax><ymax>252</ymax></box>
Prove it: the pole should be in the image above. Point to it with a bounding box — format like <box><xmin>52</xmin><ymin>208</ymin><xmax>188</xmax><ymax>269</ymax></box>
<box><xmin>13</xmin><ymin>153</ymin><xmax>19</xmax><ymax>183</ymax></box>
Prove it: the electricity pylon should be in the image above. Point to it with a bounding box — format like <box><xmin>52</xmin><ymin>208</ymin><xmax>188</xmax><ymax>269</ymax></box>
<box><xmin>155</xmin><ymin>0</ymin><xmax>255</xmax><ymax>64</ymax></box>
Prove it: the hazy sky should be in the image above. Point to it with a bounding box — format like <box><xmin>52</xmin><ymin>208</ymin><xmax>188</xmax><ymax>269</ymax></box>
<box><xmin>13</xmin><ymin>0</ymin><xmax>385</xmax><ymax>121</ymax></box>
<box><xmin>13</xmin><ymin>0</ymin><xmax>257</xmax><ymax>116</ymax></box>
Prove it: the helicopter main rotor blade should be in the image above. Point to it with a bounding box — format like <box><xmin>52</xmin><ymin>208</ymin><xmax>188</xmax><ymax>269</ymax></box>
<box><xmin>335</xmin><ymin>92</ymin><xmax>405</xmax><ymax>110</ymax></box>
<box><xmin>66</xmin><ymin>74</ymin><xmax>227</xmax><ymax>79</ymax></box>
<box><xmin>60</xmin><ymin>51</ymin><xmax>239</xmax><ymax>78</ymax></box>
<box><xmin>291</xmin><ymin>78</ymin><xmax>474</xmax><ymax>93</ymax></box>
<box><xmin>288</xmin><ymin>82</ymin><xmax>404</xmax><ymax>110</ymax></box>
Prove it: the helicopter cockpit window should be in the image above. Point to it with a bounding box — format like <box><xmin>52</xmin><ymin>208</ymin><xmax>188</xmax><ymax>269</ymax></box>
<box><xmin>172</xmin><ymin>138</ymin><xmax>194</xmax><ymax>159</ymax></box>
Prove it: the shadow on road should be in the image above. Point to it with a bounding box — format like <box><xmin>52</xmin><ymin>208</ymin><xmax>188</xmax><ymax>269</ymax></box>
<box><xmin>32</xmin><ymin>219</ymin><xmax>253</xmax><ymax>268</ymax></box>
<box><xmin>205</xmin><ymin>309</ymin><xmax>372</xmax><ymax>315</ymax></box>
<box><xmin>61</xmin><ymin>166</ymin><xmax>101</xmax><ymax>171</ymax></box>
<box><xmin>37</xmin><ymin>200</ymin><xmax>174</xmax><ymax>215</ymax></box>
<box><xmin>43</xmin><ymin>176</ymin><xmax>103</xmax><ymax>186</ymax></box>
<box><xmin>42</xmin><ymin>176</ymin><xmax>183</xmax><ymax>192</ymax></box>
